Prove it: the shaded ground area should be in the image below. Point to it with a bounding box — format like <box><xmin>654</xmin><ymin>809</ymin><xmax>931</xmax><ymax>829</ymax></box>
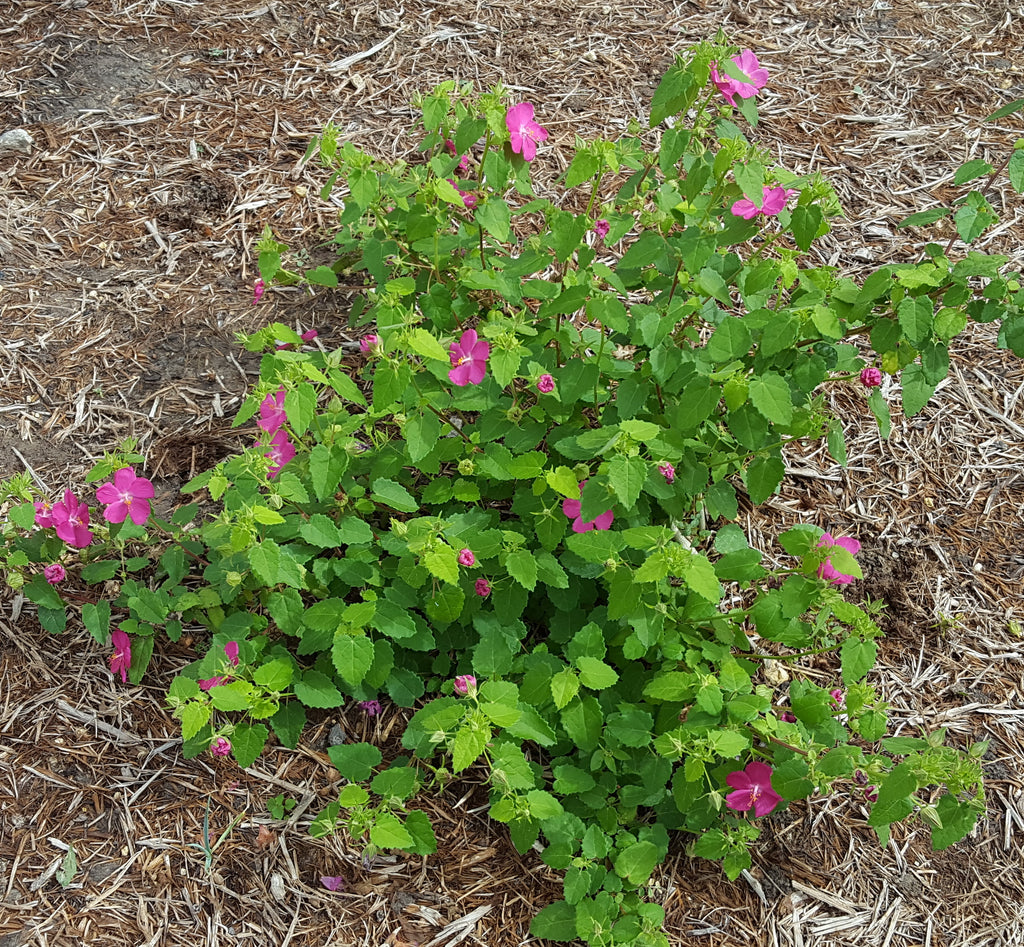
<box><xmin>1</xmin><ymin>0</ymin><xmax>1024</xmax><ymax>944</ymax></box>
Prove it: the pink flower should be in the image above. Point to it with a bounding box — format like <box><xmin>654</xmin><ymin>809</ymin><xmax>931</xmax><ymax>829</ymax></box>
<box><xmin>211</xmin><ymin>737</ymin><xmax>232</xmax><ymax>757</ymax></box>
<box><xmin>730</xmin><ymin>186</ymin><xmax>798</xmax><ymax>220</ymax></box>
<box><xmin>593</xmin><ymin>219</ymin><xmax>610</xmax><ymax>240</ymax></box>
<box><xmin>199</xmin><ymin>675</ymin><xmax>229</xmax><ymax>691</ymax></box>
<box><xmin>725</xmin><ymin>761</ymin><xmax>782</xmax><ymax>817</ymax></box>
<box><xmin>258</xmin><ymin>387</ymin><xmax>287</xmax><ymax>435</ymax></box>
<box><xmin>457</xmin><ymin>548</ymin><xmax>476</xmax><ymax>567</ymax></box>
<box><xmin>454</xmin><ymin>674</ymin><xmax>477</xmax><ymax>696</ymax></box>
<box><xmin>505</xmin><ymin>102</ymin><xmax>548</xmax><ymax>162</ymax></box>
<box><xmin>359</xmin><ymin>699</ymin><xmax>382</xmax><ymax>717</ymax></box>
<box><xmin>816</xmin><ymin>532</ymin><xmax>861</xmax><ymax>585</ymax></box>
<box><xmin>448</xmin><ymin>329</ymin><xmax>490</xmax><ymax>387</ymax></box>
<box><xmin>321</xmin><ymin>875</ymin><xmax>346</xmax><ymax>892</ymax></box>
<box><xmin>860</xmin><ymin>367</ymin><xmax>883</xmax><ymax>387</ymax></box>
<box><xmin>864</xmin><ymin>786</ymin><xmax>878</xmax><ymax>803</ymax></box>
<box><xmin>458</xmin><ymin>154</ymin><xmax>471</xmax><ymax>174</ymax></box>
<box><xmin>562</xmin><ymin>481</ymin><xmax>614</xmax><ymax>534</ymax></box>
<box><xmin>780</xmin><ymin>711</ymin><xmax>797</xmax><ymax>723</ymax></box>
<box><xmin>96</xmin><ymin>467</ymin><xmax>155</xmax><ymax>526</ymax></box>
<box><xmin>253</xmin><ymin>279</ymin><xmax>266</xmax><ymax>305</ymax></box>
<box><xmin>658</xmin><ymin>463</ymin><xmax>676</xmax><ymax>485</ymax></box>
<box><xmin>829</xmin><ymin>688</ymin><xmax>844</xmax><ymax>706</ymax></box>
<box><xmin>51</xmin><ymin>490</ymin><xmax>94</xmax><ymax>548</ymax></box>
<box><xmin>444</xmin><ymin>139</ymin><xmax>457</xmax><ymax>156</ymax></box>
<box><xmin>43</xmin><ymin>563</ymin><xmax>66</xmax><ymax>585</ymax></box>
<box><xmin>710</xmin><ymin>49</ymin><xmax>769</xmax><ymax>107</ymax></box>
<box><xmin>262</xmin><ymin>428</ymin><xmax>296</xmax><ymax>479</ymax></box>
<box><xmin>34</xmin><ymin>500</ymin><xmax>54</xmax><ymax>528</ymax></box>
<box><xmin>109</xmin><ymin>628</ymin><xmax>131</xmax><ymax>684</ymax></box>
<box><xmin>475</xmin><ymin>578</ymin><xmax>491</xmax><ymax>597</ymax></box>
<box><xmin>447</xmin><ymin>178</ymin><xmax>478</xmax><ymax>210</ymax></box>
<box><xmin>359</xmin><ymin>334</ymin><xmax>379</xmax><ymax>354</ymax></box>
<box><xmin>225</xmin><ymin>641</ymin><xmax>239</xmax><ymax>667</ymax></box>
<box><xmin>537</xmin><ymin>374</ymin><xmax>555</xmax><ymax>394</ymax></box>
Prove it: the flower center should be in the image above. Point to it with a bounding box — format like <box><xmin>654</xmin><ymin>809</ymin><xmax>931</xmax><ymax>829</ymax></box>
<box><xmin>750</xmin><ymin>786</ymin><xmax>761</xmax><ymax>803</ymax></box>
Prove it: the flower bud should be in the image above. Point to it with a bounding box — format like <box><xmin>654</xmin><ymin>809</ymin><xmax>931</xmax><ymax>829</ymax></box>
<box><xmin>225</xmin><ymin>572</ymin><xmax>243</xmax><ymax>587</ymax></box>
<box><xmin>390</xmin><ymin>518</ymin><xmax>408</xmax><ymax>537</ymax></box>
<box><xmin>458</xmin><ymin>459</ymin><xmax>475</xmax><ymax>475</ymax></box>
<box><xmin>267</xmin><ymin>494</ymin><xmax>284</xmax><ymax>509</ymax></box>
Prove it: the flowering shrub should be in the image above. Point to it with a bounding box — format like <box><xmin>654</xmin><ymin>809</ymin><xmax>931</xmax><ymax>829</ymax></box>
<box><xmin>2</xmin><ymin>38</ymin><xmax>1023</xmax><ymax>947</ymax></box>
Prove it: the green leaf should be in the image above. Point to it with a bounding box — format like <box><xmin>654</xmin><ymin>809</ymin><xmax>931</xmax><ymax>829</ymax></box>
<box><xmin>371</xmin><ymin>478</ymin><xmax>418</xmax><ymax>513</ymax></box>
<box><xmin>370</xmin><ymin>813</ymin><xmax>415</xmax><ymax>850</ymax></box>
<box><xmin>82</xmin><ymin>600</ymin><xmax>111</xmax><ymax>645</ymax></box>
<box><xmin>734</xmin><ymin>161</ymin><xmax>764</xmax><ymax>204</ymax></box>
<box><xmin>840</xmin><ymin>637</ymin><xmax>877</xmax><ymax>685</ymax></box>
<box><xmin>506</xmin><ymin>549</ymin><xmax>538</xmax><ymax>590</ymax></box>
<box><xmin>954</xmin><ymin>191</ymin><xmax>997</xmax><ymax>244</ymax></box>
<box><xmin>253</xmin><ymin>658</ymin><xmax>293</xmax><ymax>691</ymax></box>
<box><xmin>328</xmin><ymin>742</ymin><xmax>382</xmax><ymax>781</ymax></box>
<box><xmin>551</xmin><ymin>668</ymin><xmax>580</xmax><ymax>710</ymax></box>
<box><xmin>614</xmin><ymin>841</ymin><xmax>660</xmax><ymax>885</ymax></box>
<box><xmin>683</xmin><ymin>553</ymin><xmax>722</xmax><ymax>603</ymax></box>
<box><xmin>306</xmin><ymin>265</ymin><xmax>338</xmax><ymax>287</ymax></box>
<box><xmin>744</xmin><ymin>455</ymin><xmax>785</xmax><ymax>504</ymax></box>
<box><xmin>575</xmin><ymin>656</ymin><xmax>619</xmax><ymax>690</ymax></box>
<box><xmin>931</xmin><ymin>795</ymin><xmax>981</xmax><ymax>851</ymax></box>
<box><xmin>708</xmin><ymin>729</ymin><xmax>751</xmax><ymax>757</ymax></box>
<box><xmin>294</xmin><ymin>670</ymin><xmax>343</xmax><ymax>709</ymax></box>
<box><xmin>425</xmin><ymin>583</ymin><xmax>465</xmax><ymax>624</ymax></box>
<box><xmin>748</xmin><ymin>372</ymin><xmax>793</xmax><ymax>425</ymax></box>
<box><xmin>897</xmin><ymin>296</ymin><xmax>933</xmax><ymax>345</ymax></box>
<box><xmin>607</xmin><ymin>454</ymin><xmax>646</xmax><ymax>511</ymax></box>
<box><xmin>81</xmin><ymin>560</ymin><xmax>120</xmax><ymax>584</ymax></box>
<box><xmin>953</xmin><ymin>159</ymin><xmax>993</xmax><ymax>186</ymax></box>
<box><xmin>230</xmin><ymin>722</ymin><xmax>269</xmax><ymax>768</ymax></box>
<box><xmin>179</xmin><ymin>701</ymin><xmax>211</xmax><ymax>741</ymax></box>
<box><xmin>422</xmin><ymin>545</ymin><xmax>460</xmax><ymax>585</ymax></box>
<box><xmin>452</xmin><ymin>725</ymin><xmax>490</xmax><ymax>772</ymax></box>
<box><xmin>772</xmin><ymin>758</ymin><xmax>813</xmax><ymax>799</ymax></box>
<box><xmin>605</xmin><ymin>708</ymin><xmax>653</xmax><ymax>747</ymax></box>
<box><xmin>531</xmin><ymin>901</ymin><xmax>578</xmax><ymax>942</ymax></box>
<box><xmin>407</xmin><ymin>327</ymin><xmax>449</xmax><ymax>362</ymax></box>
<box><xmin>284</xmin><ymin>384</ymin><xmax>316</xmax><ymax>437</ymax></box>
<box><xmin>299</xmin><ymin>514</ymin><xmax>343</xmax><ymax>547</ymax></box>
<box><xmin>404</xmin><ymin>411</ymin><xmax>442</xmax><ymax>464</ymax></box>
<box><xmin>309</xmin><ymin>443</ymin><xmax>347</xmax><ymax>501</ymax></box>
<box><xmin>868</xmin><ymin>761</ymin><xmax>919</xmax><ymax>827</ymax></box>
<box><xmin>649</xmin><ymin>63</ymin><xmax>694</xmax><ymax>127</ymax></box>
<box><xmin>897</xmin><ymin>207</ymin><xmax>951</xmax><ymax>229</ymax></box>
<box><xmin>476</xmin><ymin>198</ymin><xmax>512</xmax><ymax>241</ymax></box>
<box><xmin>337</xmin><ymin>516</ymin><xmax>374</xmax><ymax>545</ymax></box>
<box><xmin>332</xmin><ymin>633</ymin><xmax>375</xmax><ymax>685</ymax></box>
<box><xmin>403</xmin><ymin>809</ymin><xmax>438</xmax><ymax>855</ymax></box>
<box><xmin>790</xmin><ymin>205</ymin><xmax>823</xmax><ymax>252</ymax></box>
<box><xmin>984</xmin><ymin>97</ymin><xmax>1024</xmax><ymax>121</ymax></box>
<box><xmin>1010</xmin><ymin>149</ymin><xmax>1024</xmax><ymax>194</ymax></box>
<box><xmin>900</xmin><ymin>363</ymin><xmax>936</xmax><ymax>418</ymax></box>
<box><xmin>9</xmin><ymin>502</ymin><xmax>37</xmax><ymax>530</ymax></box>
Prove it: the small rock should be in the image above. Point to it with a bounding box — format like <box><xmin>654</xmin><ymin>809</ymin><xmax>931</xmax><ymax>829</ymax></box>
<box><xmin>0</xmin><ymin>129</ymin><xmax>33</xmax><ymax>156</ymax></box>
<box><xmin>328</xmin><ymin>724</ymin><xmax>346</xmax><ymax>747</ymax></box>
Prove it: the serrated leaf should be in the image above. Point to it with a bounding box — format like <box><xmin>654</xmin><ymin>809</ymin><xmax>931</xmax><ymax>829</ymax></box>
<box><xmin>332</xmin><ymin>633</ymin><xmax>375</xmax><ymax>685</ymax></box>
<box><xmin>328</xmin><ymin>742</ymin><xmax>382</xmax><ymax>782</ymax></box>
<box><xmin>231</xmin><ymin>722</ymin><xmax>269</xmax><ymax>768</ymax></box>
<box><xmin>840</xmin><ymin>637</ymin><xmax>877</xmax><ymax>685</ymax></box>
<box><xmin>576</xmin><ymin>656</ymin><xmax>619</xmax><ymax>690</ymax></box>
<box><xmin>371</xmin><ymin>478</ymin><xmax>418</xmax><ymax>513</ymax></box>
<box><xmin>407</xmin><ymin>328</ymin><xmax>449</xmax><ymax>362</ymax></box>
<box><xmin>748</xmin><ymin>372</ymin><xmax>793</xmax><ymax>425</ymax></box>
<box><xmin>476</xmin><ymin>198</ymin><xmax>511</xmax><ymax>241</ymax></box>
<box><xmin>506</xmin><ymin>549</ymin><xmax>538</xmax><ymax>590</ymax></box>
<box><xmin>294</xmin><ymin>670</ymin><xmax>343</xmax><ymax>709</ymax></box>
<box><xmin>422</xmin><ymin>546</ymin><xmax>460</xmax><ymax>585</ymax></box>
<box><xmin>370</xmin><ymin>813</ymin><xmax>415</xmax><ymax>850</ymax></box>
<box><xmin>607</xmin><ymin>454</ymin><xmax>646</xmax><ymax>511</ymax></box>
<box><xmin>299</xmin><ymin>513</ymin><xmax>342</xmax><ymax>547</ymax></box>
<box><xmin>180</xmin><ymin>701</ymin><xmax>212</xmax><ymax>741</ymax></box>
<box><xmin>897</xmin><ymin>207</ymin><xmax>951</xmax><ymax>229</ymax></box>
<box><xmin>551</xmin><ymin>668</ymin><xmax>580</xmax><ymax>710</ymax></box>
<box><xmin>452</xmin><ymin>725</ymin><xmax>489</xmax><ymax>772</ymax></box>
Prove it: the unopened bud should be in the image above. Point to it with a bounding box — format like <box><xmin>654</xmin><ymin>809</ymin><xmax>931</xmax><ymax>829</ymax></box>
<box><xmin>391</xmin><ymin>518</ymin><xmax>408</xmax><ymax>537</ymax></box>
<box><xmin>267</xmin><ymin>494</ymin><xmax>284</xmax><ymax>509</ymax></box>
<box><xmin>458</xmin><ymin>459</ymin><xmax>475</xmax><ymax>475</ymax></box>
<box><xmin>225</xmin><ymin>572</ymin><xmax>243</xmax><ymax>587</ymax></box>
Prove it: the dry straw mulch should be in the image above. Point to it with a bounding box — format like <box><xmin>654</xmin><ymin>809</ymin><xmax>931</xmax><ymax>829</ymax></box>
<box><xmin>1</xmin><ymin>0</ymin><xmax>1023</xmax><ymax>944</ymax></box>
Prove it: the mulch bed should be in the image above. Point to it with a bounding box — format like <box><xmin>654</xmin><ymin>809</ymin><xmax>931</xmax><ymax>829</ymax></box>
<box><xmin>1</xmin><ymin>0</ymin><xmax>1023</xmax><ymax>943</ymax></box>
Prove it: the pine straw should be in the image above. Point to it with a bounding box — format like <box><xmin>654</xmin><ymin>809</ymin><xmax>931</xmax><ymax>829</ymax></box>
<box><xmin>1</xmin><ymin>0</ymin><xmax>1023</xmax><ymax>944</ymax></box>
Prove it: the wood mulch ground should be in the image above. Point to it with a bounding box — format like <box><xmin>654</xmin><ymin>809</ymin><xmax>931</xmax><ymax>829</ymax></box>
<box><xmin>1</xmin><ymin>0</ymin><xmax>1023</xmax><ymax>944</ymax></box>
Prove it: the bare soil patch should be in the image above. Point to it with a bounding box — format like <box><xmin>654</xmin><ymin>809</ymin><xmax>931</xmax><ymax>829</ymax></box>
<box><xmin>1</xmin><ymin>0</ymin><xmax>1023</xmax><ymax>944</ymax></box>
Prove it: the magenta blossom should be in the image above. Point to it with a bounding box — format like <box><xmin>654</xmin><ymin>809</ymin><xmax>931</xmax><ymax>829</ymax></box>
<box><xmin>593</xmin><ymin>218</ymin><xmax>610</xmax><ymax>241</ymax></box>
<box><xmin>475</xmin><ymin>578</ymin><xmax>491</xmax><ymax>597</ymax></box>
<box><xmin>658</xmin><ymin>463</ymin><xmax>676</xmax><ymax>485</ymax></box>
<box><xmin>725</xmin><ymin>761</ymin><xmax>782</xmax><ymax>817</ymax></box>
<box><xmin>225</xmin><ymin>641</ymin><xmax>240</xmax><ymax>667</ymax></box>
<box><xmin>96</xmin><ymin>467</ymin><xmax>155</xmax><ymax>526</ymax></box>
<box><xmin>275</xmin><ymin>328</ymin><xmax>318</xmax><ymax>350</ymax></box>
<box><xmin>448</xmin><ymin>329</ymin><xmax>490</xmax><ymax>387</ymax></box>
<box><xmin>359</xmin><ymin>333</ymin><xmax>379</xmax><ymax>354</ymax></box>
<box><xmin>109</xmin><ymin>628</ymin><xmax>131</xmax><ymax>684</ymax></box>
<box><xmin>359</xmin><ymin>699</ymin><xmax>382</xmax><ymax>717</ymax></box>
<box><xmin>211</xmin><ymin>737</ymin><xmax>232</xmax><ymax>757</ymax></box>
<box><xmin>817</xmin><ymin>532</ymin><xmax>861</xmax><ymax>585</ymax></box>
<box><xmin>454</xmin><ymin>674</ymin><xmax>477</xmax><ymax>697</ymax></box>
<box><xmin>44</xmin><ymin>563</ymin><xmax>66</xmax><ymax>585</ymax></box>
<box><xmin>34</xmin><ymin>500</ymin><xmax>54</xmax><ymax>528</ymax></box>
<box><xmin>537</xmin><ymin>374</ymin><xmax>555</xmax><ymax>394</ymax></box>
<box><xmin>444</xmin><ymin>138</ymin><xmax>457</xmax><ymax>156</ymax></box>
<box><xmin>262</xmin><ymin>428</ymin><xmax>296</xmax><ymax>479</ymax></box>
<box><xmin>505</xmin><ymin>102</ymin><xmax>548</xmax><ymax>162</ymax></box>
<box><xmin>253</xmin><ymin>279</ymin><xmax>266</xmax><ymax>305</ymax></box>
<box><xmin>199</xmin><ymin>642</ymin><xmax>241</xmax><ymax>690</ymax></box>
<box><xmin>258</xmin><ymin>387</ymin><xmax>287</xmax><ymax>435</ymax></box>
<box><xmin>51</xmin><ymin>490</ymin><xmax>94</xmax><ymax>548</ymax></box>
<box><xmin>457</xmin><ymin>548</ymin><xmax>476</xmax><ymax>567</ymax></box>
<box><xmin>864</xmin><ymin>786</ymin><xmax>878</xmax><ymax>803</ymax></box>
<box><xmin>562</xmin><ymin>481</ymin><xmax>614</xmax><ymax>534</ymax></box>
<box><xmin>710</xmin><ymin>49</ymin><xmax>769</xmax><ymax>106</ymax></box>
<box><xmin>861</xmin><ymin>367</ymin><xmax>883</xmax><ymax>387</ymax></box>
<box><xmin>321</xmin><ymin>875</ymin><xmax>346</xmax><ymax>892</ymax></box>
<box><xmin>829</xmin><ymin>688</ymin><xmax>844</xmax><ymax>706</ymax></box>
<box><xmin>731</xmin><ymin>186</ymin><xmax>798</xmax><ymax>220</ymax></box>
<box><xmin>780</xmin><ymin>711</ymin><xmax>797</xmax><ymax>723</ymax></box>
